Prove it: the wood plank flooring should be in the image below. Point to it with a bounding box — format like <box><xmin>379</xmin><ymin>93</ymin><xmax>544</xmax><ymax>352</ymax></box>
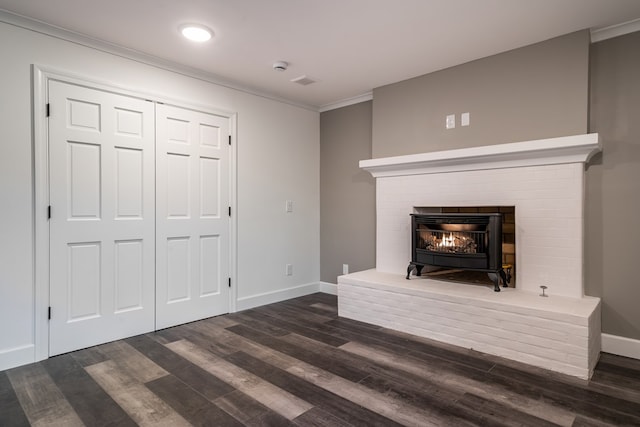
<box><xmin>2</xmin><ymin>293</ymin><xmax>640</xmax><ymax>426</ymax></box>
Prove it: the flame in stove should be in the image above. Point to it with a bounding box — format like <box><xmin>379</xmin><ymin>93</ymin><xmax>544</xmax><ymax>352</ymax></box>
<box><xmin>424</xmin><ymin>230</ymin><xmax>476</xmax><ymax>254</ymax></box>
<box><xmin>439</xmin><ymin>232</ymin><xmax>456</xmax><ymax>247</ymax></box>
<box><xmin>438</xmin><ymin>232</ymin><xmax>469</xmax><ymax>248</ymax></box>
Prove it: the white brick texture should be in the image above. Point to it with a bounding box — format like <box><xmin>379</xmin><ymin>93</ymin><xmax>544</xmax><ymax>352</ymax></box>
<box><xmin>338</xmin><ymin>270</ymin><xmax>601</xmax><ymax>379</ymax></box>
<box><xmin>376</xmin><ymin>163</ymin><xmax>585</xmax><ymax>298</ymax></box>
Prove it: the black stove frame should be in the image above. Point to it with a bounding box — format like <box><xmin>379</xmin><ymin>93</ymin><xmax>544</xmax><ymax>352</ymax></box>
<box><xmin>407</xmin><ymin>213</ymin><xmax>508</xmax><ymax>291</ymax></box>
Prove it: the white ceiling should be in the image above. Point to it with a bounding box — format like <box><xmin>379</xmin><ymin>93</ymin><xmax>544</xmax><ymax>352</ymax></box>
<box><xmin>1</xmin><ymin>0</ymin><xmax>640</xmax><ymax>110</ymax></box>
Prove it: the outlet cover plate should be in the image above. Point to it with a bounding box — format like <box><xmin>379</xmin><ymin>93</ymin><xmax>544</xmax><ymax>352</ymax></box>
<box><xmin>446</xmin><ymin>114</ymin><xmax>455</xmax><ymax>129</ymax></box>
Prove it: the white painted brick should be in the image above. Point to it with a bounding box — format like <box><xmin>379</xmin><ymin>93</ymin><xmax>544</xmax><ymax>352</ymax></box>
<box><xmin>374</xmin><ymin>160</ymin><xmax>586</xmax><ymax>298</ymax></box>
<box><xmin>353</xmin><ymin>289</ymin><xmax>587</xmax><ymax>360</ymax></box>
<box><xmin>338</xmin><ymin>272</ymin><xmax>600</xmax><ymax>379</ymax></box>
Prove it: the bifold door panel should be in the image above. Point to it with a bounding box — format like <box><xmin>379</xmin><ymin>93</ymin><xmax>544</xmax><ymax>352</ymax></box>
<box><xmin>48</xmin><ymin>81</ymin><xmax>156</xmax><ymax>356</ymax></box>
<box><xmin>155</xmin><ymin>104</ymin><xmax>230</xmax><ymax>329</ymax></box>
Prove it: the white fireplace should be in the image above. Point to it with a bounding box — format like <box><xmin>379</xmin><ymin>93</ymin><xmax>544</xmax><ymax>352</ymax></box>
<box><xmin>338</xmin><ymin>133</ymin><xmax>602</xmax><ymax>379</ymax></box>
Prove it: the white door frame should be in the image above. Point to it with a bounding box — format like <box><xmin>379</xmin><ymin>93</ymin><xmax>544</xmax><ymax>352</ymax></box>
<box><xmin>33</xmin><ymin>65</ymin><xmax>238</xmax><ymax>362</ymax></box>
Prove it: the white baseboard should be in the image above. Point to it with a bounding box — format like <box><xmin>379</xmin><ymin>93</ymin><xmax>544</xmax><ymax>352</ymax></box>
<box><xmin>602</xmin><ymin>333</ymin><xmax>640</xmax><ymax>360</ymax></box>
<box><xmin>236</xmin><ymin>282</ymin><xmax>321</xmax><ymax>311</ymax></box>
<box><xmin>0</xmin><ymin>344</ymin><xmax>34</xmax><ymax>372</ymax></box>
<box><xmin>318</xmin><ymin>281</ymin><xmax>337</xmax><ymax>295</ymax></box>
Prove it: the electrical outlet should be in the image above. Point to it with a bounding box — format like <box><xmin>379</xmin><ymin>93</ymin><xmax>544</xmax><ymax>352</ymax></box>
<box><xmin>286</xmin><ymin>264</ymin><xmax>293</xmax><ymax>276</ymax></box>
<box><xmin>342</xmin><ymin>264</ymin><xmax>349</xmax><ymax>275</ymax></box>
<box><xmin>286</xmin><ymin>200</ymin><xmax>293</xmax><ymax>213</ymax></box>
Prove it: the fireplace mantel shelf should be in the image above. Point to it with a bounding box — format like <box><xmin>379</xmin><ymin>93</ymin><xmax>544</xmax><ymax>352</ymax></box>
<box><xmin>360</xmin><ymin>133</ymin><xmax>601</xmax><ymax>178</ymax></box>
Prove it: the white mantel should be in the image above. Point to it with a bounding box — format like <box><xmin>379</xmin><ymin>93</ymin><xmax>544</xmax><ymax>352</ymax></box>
<box><xmin>338</xmin><ymin>133</ymin><xmax>602</xmax><ymax>379</ymax></box>
<box><xmin>360</xmin><ymin>133</ymin><xmax>601</xmax><ymax>178</ymax></box>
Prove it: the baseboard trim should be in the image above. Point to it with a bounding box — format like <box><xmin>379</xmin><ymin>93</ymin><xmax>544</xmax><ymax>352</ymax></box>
<box><xmin>318</xmin><ymin>281</ymin><xmax>338</xmax><ymax>295</ymax></box>
<box><xmin>602</xmin><ymin>333</ymin><xmax>640</xmax><ymax>360</ymax></box>
<box><xmin>236</xmin><ymin>282</ymin><xmax>321</xmax><ymax>311</ymax></box>
<box><xmin>0</xmin><ymin>344</ymin><xmax>34</xmax><ymax>372</ymax></box>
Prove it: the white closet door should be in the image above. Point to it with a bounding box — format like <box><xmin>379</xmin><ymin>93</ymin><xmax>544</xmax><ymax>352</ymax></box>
<box><xmin>155</xmin><ymin>104</ymin><xmax>230</xmax><ymax>329</ymax></box>
<box><xmin>48</xmin><ymin>81</ymin><xmax>155</xmax><ymax>356</ymax></box>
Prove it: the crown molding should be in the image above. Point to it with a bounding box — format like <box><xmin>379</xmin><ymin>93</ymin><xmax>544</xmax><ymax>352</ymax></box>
<box><xmin>0</xmin><ymin>9</ymin><xmax>318</xmax><ymax>112</ymax></box>
<box><xmin>319</xmin><ymin>92</ymin><xmax>373</xmax><ymax>113</ymax></box>
<box><xmin>591</xmin><ymin>18</ymin><xmax>640</xmax><ymax>43</ymax></box>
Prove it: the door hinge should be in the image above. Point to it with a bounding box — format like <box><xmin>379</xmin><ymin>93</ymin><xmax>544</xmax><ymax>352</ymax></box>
<box><xmin>228</xmin><ymin>135</ymin><xmax>231</xmax><ymax>145</ymax></box>
<box><xmin>47</xmin><ymin>205</ymin><xmax>51</xmax><ymax>219</ymax></box>
<box><xmin>48</xmin><ymin>306</ymin><xmax>51</xmax><ymax>320</ymax></box>
<box><xmin>228</xmin><ymin>206</ymin><xmax>231</xmax><ymax>217</ymax></box>
<box><xmin>228</xmin><ymin>277</ymin><xmax>231</xmax><ymax>288</ymax></box>
<box><xmin>46</xmin><ymin>103</ymin><xmax>50</xmax><ymax>117</ymax></box>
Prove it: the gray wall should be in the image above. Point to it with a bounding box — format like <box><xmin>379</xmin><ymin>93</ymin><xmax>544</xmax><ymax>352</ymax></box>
<box><xmin>587</xmin><ymin>31</ymin><xmax>640</xmax><ymax>340</ymax></box>
<box><xmin>372</xmin><ymin>31</ymin><xmax>589</xmax><ymax>158</ymax></box>
<box><xmin>320</xmin><ymin>102</ymin><xmax>375</xmax><ymax>283</ymax></box>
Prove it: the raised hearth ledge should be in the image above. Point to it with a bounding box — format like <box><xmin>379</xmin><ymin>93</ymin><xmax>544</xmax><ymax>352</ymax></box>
<box><xmin>338</xmin><ymin>269</ymin><xmax>601</xmax><ymax>379</ymax></box>
<box><xmin>360</xmin><ymin>133</ymin><xmax>601</xmax><ymax>177</ymax></box>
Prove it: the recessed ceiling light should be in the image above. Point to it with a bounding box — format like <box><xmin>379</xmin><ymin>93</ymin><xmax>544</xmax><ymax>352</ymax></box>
<box><xmin>180</xmin><ymin>24</ymin><xmax>213</xmax><ymax>42</ymax></box>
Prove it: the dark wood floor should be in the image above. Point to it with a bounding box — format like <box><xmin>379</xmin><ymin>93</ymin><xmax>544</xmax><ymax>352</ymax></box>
<box><xmin>2</xmin><ymin>293</ymin><xmax>640</xmax><ymax>426</ymax></box>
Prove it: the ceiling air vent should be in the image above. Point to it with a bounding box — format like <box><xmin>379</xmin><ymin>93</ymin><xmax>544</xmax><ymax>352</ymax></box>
<box><xmin>290</xmin><ymin>75</ymin><xmax>316</xmax><ymax>86</ymax></box>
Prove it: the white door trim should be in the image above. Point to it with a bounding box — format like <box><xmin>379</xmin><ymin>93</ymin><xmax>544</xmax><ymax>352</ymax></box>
<box><xmin>33</xmin><ymin>65</ymin><xmax>238</xmax><ymax>362</ymax></box>
<box><xmin>33</xmin><ymin>65</ymin><xmax>50</xmax><ymax>362</ymax></box>
<box><xmin>228</xmin><ymin>113</ymin><xmax>238</xmax><ymax>313</ymax></box>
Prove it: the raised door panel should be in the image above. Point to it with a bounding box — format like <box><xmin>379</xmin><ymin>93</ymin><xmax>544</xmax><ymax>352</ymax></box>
<box><xmin>166</xmin><ymin>154</ymin><xmax>191</xmax><ymax>218</ymax></box>
<box><xmin>166</xmin><ymin>237</ymin><xmax>191</xmax><ymax>303</ymax></box>
<box><xmin>114</xmin><ymin>240</ymin><xmax>144</xmax><ymax>313</ymax></box>
<box><xmin>200</xmin><ymin>235</ymin><xmax>221</xmax><ymax>296</ymax></box>
<box><xmin>200</xmin><ymin>157</ymin><xmax>220</xmax><ymax>218</ymax></box>
<box><xmin>115</xmin><ymin>148</ymin><xmax>144</xmax><ymax>218</ymax></box>
<box><xmin>67</xmin><ymin>242</ymin><xmax>101</xmax><ymax>321</ymax></box>
<box><xmin>67</xmin><ymin>142</ymin><xmax>101</xmax><ymax>219</ymax></box>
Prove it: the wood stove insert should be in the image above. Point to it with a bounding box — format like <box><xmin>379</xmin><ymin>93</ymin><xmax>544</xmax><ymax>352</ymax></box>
<box><xmin>407</xmin><ymin>213</ymin><xmax>508</xmax><ymax>291</ymax></box>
